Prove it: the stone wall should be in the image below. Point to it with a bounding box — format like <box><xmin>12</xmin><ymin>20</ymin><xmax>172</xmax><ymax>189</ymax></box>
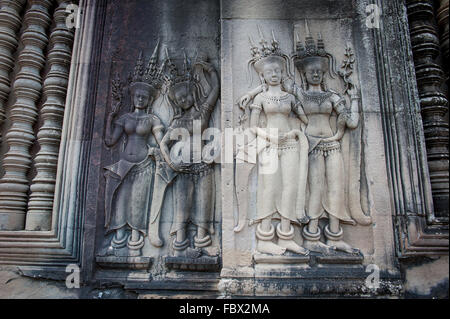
<box><xmin>0</xmin><ymin>0</ymin><xmax>447</xmax><ymax>299</ymax></box>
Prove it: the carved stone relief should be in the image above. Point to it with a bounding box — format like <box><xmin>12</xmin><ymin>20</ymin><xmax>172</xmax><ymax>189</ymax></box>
<box><xmin>97</xmin><ymin>41</ymin><xmax>221</xmax><ymax>271</ymax></box>
<box><xmin>0</xmin><ymin>0</ymin><xmax>445</xmax><ymax>298</ymax></box>
<box><xmin>102</xmin><ymin>42</ymin><xmax>165</xmax><ymax>259</ymax></box>
<box><xmin>160</xmin><ymin>50</ymin><xmax>221</xmax><ymax>270</ymax></box>
<box><xmin>234</xmin><ymin>23</ymin><xmax>372</xmax><ymax>265</ymax></box>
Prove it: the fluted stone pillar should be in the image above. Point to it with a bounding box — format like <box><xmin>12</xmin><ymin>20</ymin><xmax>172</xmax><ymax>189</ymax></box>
<box><xmin>0</xmin><ymin>0</ymin><xmax>52</xmax><ymax>230</ymax></box>
<box><xmin>26</xmin><ymin>0</ymin><xmax>75</xmax><ymax>231</ymax></box>
<box><xmin>406</xmin><ymin>0</ymin><xmax>449</xmax><ymax>217</ymax></box>
<box><xmin>0</xmin><ymin>0</ymin><xmax>27</xmax><ymax>143</ymax></box>
<box><xmin>437</xmin><ymin>0</ymin><xmax>449</xmax><ymax>68</ymax></box>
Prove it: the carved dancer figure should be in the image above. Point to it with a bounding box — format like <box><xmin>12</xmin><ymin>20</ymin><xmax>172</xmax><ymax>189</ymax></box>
<box><xmin>288</xmin><ymin>23</ymin><xmax>370</xmax><ymax>254</ymax></box>
<box><xmin>159</xmin><ymin>51</ymin><xmax>220</xmax><ymax>258</ymax></box>
<box><xmin>236</xmin><ymin>29</ymin><xmax>309</xmax><ymax>256</ymax></box>
<box><xmin>103</xmin><ymin>44</ymin><xmax>165</xmax><ymax>257</ymax></box>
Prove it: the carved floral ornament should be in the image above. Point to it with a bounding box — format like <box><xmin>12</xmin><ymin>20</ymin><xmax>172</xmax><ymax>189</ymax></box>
<box><xmin>235</xmin><ymin>22</ymin><xmax>372</xmax><ymax>258</ymax></box>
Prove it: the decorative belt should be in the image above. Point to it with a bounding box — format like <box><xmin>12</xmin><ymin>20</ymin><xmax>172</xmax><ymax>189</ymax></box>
<box><xmin>179</xmin><ymin>162</ymin><xmax>214</xmax><ymax>176</ymax></box>
<box><xmin>310</xmin><ymin>141</ymin><xmax>340</xmax><ymax>157</ymax></box>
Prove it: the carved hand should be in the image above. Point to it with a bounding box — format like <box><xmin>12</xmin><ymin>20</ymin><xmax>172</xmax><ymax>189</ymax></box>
<box><xmin>347</xmin><ymin>84</ymin><xmax>360</xmax><ymax>99</ymax></box>
<box><xmin>321</xmin><ymin>118</ymin><xmax>346</xmax><ymax>143</ymax></box>
<box><xmin>110</xmin><ymin>101</ymin><xmax>121</xmax><ymax>116</ymax></box>
<box><xmin>194</xmin><ymin>60</ymin><xmax>213</xmax><ymax>73</ymax></box>
<box><xmin>239</xmin><ymin>94</ymin><xmax>252</xmax><ymax>110</ymax></box>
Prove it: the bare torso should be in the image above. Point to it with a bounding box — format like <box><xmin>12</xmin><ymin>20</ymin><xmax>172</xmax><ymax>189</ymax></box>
<box><xmin>299</xmin><ymin>89</ymin><xmax>335</xmax><ymax>137</ymax></box>
<box><xmin>121</xmin><ymin>113</ymin><xmax>154</xmax><ymax>162</ymax></box>
<box><xmin>256</xmin><ymin>92</ymin><xmax>296</xmax><ymax>134</ymax></box>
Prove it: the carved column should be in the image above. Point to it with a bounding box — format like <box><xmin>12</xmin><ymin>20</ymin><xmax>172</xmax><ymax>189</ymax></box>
<box><xmin>0</xmin><ymin>0</ymin><xmax>27</xmax><ymax>142</ymax></box>
<box><xmin>437</xmin><ymin>0</ymin><xmax>449</xmax><ymax>68</ymax></box>
<box><xmin>0</xmin><ymin>0</ymin><xmax>52</xmax><ymax>231</ymax></box>
<box><xmin>406</xmin><ymin>0</ymin><xmax>449</xmax><ymax>217</ymax></box>
<box><xmin>26</xmin><ymin>0</ymin><xmax>75</xmax><ymax>231</ymax></box>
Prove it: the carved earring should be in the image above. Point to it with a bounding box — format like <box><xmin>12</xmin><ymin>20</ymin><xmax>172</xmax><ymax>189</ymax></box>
<box><xmin>259</xmin><ymin>74</ymin><xmax>267</xmax><ymax>92</ymax></box>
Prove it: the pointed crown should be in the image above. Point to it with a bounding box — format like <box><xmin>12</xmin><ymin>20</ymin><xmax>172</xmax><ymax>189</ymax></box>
<box><xmin>249</xmin><ymin>26</ymin><xmax>285</xmax><ymax>63</ymax></box>
<box><xmin>294</xmin><ymin>20</ymin><xmax>328</xmax><ymax>60</ymax></box>
<box><xmin>130</xmin><ymin>39</ymin><xmax>164</xmax><ymax>90</ymax></box>
<box><xmin>163</xmin><ymin>49</ymin><xmax>198</xmax><ymax>90</ymax></box>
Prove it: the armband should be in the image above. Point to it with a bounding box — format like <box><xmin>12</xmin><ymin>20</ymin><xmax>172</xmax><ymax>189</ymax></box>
<box><xmin>250</xmin><ymin>103</ymin><xmax>262</xmax><ymax>111</ymax></box>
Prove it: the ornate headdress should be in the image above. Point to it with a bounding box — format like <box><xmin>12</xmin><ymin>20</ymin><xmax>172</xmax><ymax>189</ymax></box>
<box><xmin>247</xmin><ymin>26</ymin><xmax>292</xmax><ymax>86</ymax></box>
<box><xmin>163</xmin><ymin>49</ymin><xmax>209</xmax><ymax>114</ymax></box>
<box><xmin>129</xmin><ymin>39</ymin><xmax>165</xmax><ymax>94</ymax></box>
<box><xmin>292</xmin><ymin>20</ymin><xmax>337</xmax><ymax>78</ymax></box>
<box><xmin>163</xmin><ymin>49</ymin><xmax>194</xmax><ymax>89</ymax></box>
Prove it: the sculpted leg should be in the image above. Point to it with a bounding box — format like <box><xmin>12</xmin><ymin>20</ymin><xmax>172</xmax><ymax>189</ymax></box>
<box><xmin>172</xmin><ymin>176</ymin><xmax>198</xmax><ymax>257</ymax></box>
<box><xmin>323</xmin><ymin>152</ymin><xmax>359</xmax><ymax>253</ymax></box>
<box><xmin>306</xmin><ymin>153</ymin><xmax>325</xmax><ymax>223</ymax></box>
<box><xmin>296</xmin><ymin>134</ymin><xmax>310</xmax><ymax>223</ymax></box>
<box><xmin>193</xmin><ymin>172</ymin><xmax>213</xmax><ymax>250</ymax></box>
<box><xmin>304</xmin><ymin>154</ymin><xmax>334</xmax><ymax>254</ymax></box>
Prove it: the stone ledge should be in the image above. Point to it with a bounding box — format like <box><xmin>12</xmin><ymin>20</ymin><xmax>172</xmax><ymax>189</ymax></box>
<box><xmin>253</xmin><ymin>253</ymin><xmax>310</xmax><ymax>264</ymax></box>
<box><xmin>95</xmin><ymin>256</ymin><xmax>153</xmax><ymax>270</ymax></box>
<box><xmin>315</xmin><ymin>252</ymin><xmax>364</xmax><ymax>265</ymax></box>
<box><xmin>164</xmin><ymin>256</ymin><xmax>221</xmax><ymax>271</ymax></box>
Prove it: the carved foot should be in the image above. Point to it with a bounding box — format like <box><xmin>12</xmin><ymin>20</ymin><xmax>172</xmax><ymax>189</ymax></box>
<box><xmin>257</xmin><ymin>240</ymin><xmax>286</xmax><ymax>255</ymax></box>
<box><xmin>174</xmin><ymin>247</ymin><xmax>203</xmax><ymax>258</ymax></box>
<box><xmin>173</xmin><ymin>238</ymin><xmax>203</xmax><ymax>258</ymax></box>
<box><xmin>303</xmin><ymin>239</ymin><xmax>335</xmax><ymax>254</ymax></box>
<box><xmin>202</xmin><ymin>245</ymin><xmax>219</xmax><ymax>257</ymax></box>
<box><xmin>277</xmin><ymin>239</ymin><xmax>309</xmax><ymax>255</ymax></box>
<box><xmin>324</xmin><ymin>225</ymin><xmax>360</xmax><ymax>254</ymax></box>
<box><xmin>186</xmin><ymin>247</ymin><xmax>203</xmax><ymax>258</ymax></box>
<box><xmin>106</xmin><ymin>245</ymin><xmax>115</xmax><ymax>256</ymax></box>
<box><xmin>128</xmin><ymin>248</ymin><xmax>141</xmax><ymax>257</ymax></box>
<box><xmin>302</xmin><ymin>226</ymin><xmax>335</xmax><ymax>254</ymax></box>
<box><xmin>276</xmin><ymin>223</ymin><xmax>309</xmax><ymax>255</ymax></box>
<box><xmin>326</xmin><ymin>239</ymin><xmax>360</xmax><ymax>254</ymax></box>
<box><xmin>256</xmin><ymin>223</ymin><xmax>286</xmax><ymax>255</ymax></box>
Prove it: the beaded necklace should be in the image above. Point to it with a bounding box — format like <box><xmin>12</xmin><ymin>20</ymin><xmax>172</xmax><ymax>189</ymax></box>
<box><xmin>301</xmin><ymin>90</ymin><xmax>332</xmax><ymax>106</ymax></box>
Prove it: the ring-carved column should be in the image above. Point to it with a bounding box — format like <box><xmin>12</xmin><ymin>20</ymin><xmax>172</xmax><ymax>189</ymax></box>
<box><xmin>0</xmin><ymin>0</ymin><xmax>27</xmax><ymax>143</ymax></box>
<box><xmin>437</xmin><ymin>0</ymin><xmax>449</xmax><ymax>69</ymax></box>
<box><xmin>26</xmin><ymin>0</ymin><xmax>75</xmax><ymax>231</ymax></box>
<box><xmin>406</xmin><ymin>0</ymin><xmax>449</xmax><ymax>217</ymax></box>
<box><xmin>0</xmin><ymin>0</ymin><xmax>52</xmax><ymax>230</ymax></box>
